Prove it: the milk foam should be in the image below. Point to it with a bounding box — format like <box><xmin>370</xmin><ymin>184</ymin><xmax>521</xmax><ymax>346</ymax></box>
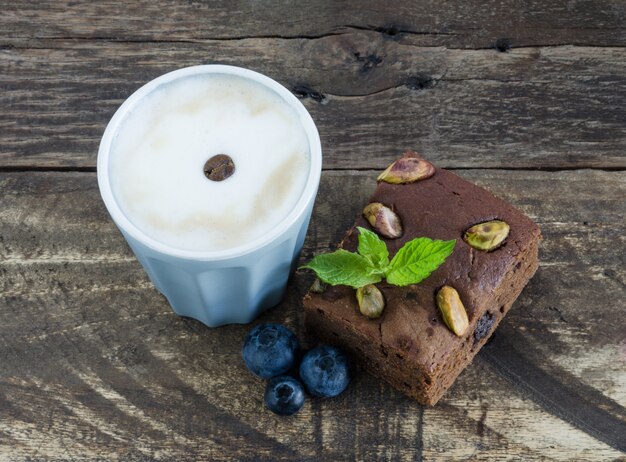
<box><xmin>109</xmin><ymin>74</ymin><xmax>310</xmax><ymax>251</ymax></box>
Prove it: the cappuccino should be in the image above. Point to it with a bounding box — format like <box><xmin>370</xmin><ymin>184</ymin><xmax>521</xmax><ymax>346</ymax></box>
<box><xmin>109</xmin><ymin>73</ymin><xmax>310</xmax><ymax>251</ymax></box>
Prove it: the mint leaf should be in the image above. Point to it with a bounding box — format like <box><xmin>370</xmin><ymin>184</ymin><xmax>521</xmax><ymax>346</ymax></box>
<box><xmin>386</xmin><ymin>238</ymin><xmax>456</xmax><ymax>286</ymax></box>
<box><xmin>301</xmin><ymin>249</ymin><xmax>383</xmax><ymax>288</ymax></box>
<box><xmin>356</xmin><ymin>226</ymin><xmax>389</xmax><ymax>270</ymax></box>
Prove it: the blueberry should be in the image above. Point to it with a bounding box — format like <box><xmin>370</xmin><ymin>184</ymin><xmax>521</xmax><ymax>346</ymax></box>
<box><xmin>474</xmin><ymin>312</ymin><xmax>495</xmax><ymax>344</ymax></box>
<box><xmin>242</xmin><ymin>323</ymin><xmax>299</xmax><ymax>378</ymax></box>
<box><xmin>264</xmin><ymin>376</ymin><xmax>306</xmax><ymax>416</ymax></box>
<box><xmin>299</xmin><ymin>345</ymin><xmax>351</xmax><ymax>397</ymax></box>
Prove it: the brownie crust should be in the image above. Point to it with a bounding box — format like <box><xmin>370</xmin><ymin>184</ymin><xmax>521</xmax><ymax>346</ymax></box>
<box><xmin>303</xmin><ymin>157</ymin><xmax>541</xmax><ymax>405</ymax></box>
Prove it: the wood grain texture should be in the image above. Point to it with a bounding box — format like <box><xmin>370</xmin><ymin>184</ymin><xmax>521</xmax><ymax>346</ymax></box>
<box><xmin>2</xmin><ymin>1</ymin><xmax>626</xmax><ymax>459</ymax></box>
<box><xmin>1</xmin><ymin>170</ymin><xmax>625</xmax><ymax>460</ymax></box>
<box><xmin>1</xmin><ymin>36</ymin><xmax>625</xmax><ymax>169</ymax></box>
<box><xmin>2</xmin><ymin>0</ymin><xmax>625</xmax><ymax>47</ymax></box>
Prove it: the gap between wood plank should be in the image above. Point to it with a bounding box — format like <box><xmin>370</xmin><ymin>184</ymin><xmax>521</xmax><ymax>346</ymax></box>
<box><xmin>2</xmin><ymin>34</ymin><xmax>625</xmax><ymax>50</ymax></box>
<box><xmin>0</xmin><ymin>166</ymin><xmax>624</xmax><ymax>174</ymax></box>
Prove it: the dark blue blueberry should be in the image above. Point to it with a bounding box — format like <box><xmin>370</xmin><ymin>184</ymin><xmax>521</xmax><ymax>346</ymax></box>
<box><xmin>299</xmin><ymin>345</ymin><xmax>351</xmax><ymax>398</ymax></box>
<box><xmin>264</xmin><ymin>376</ymin><xmax>306</xmax><ymax>416</ymax></box>
<box><xmin>242</xmin><ymin>323</ymin><xmax>299</xmax><ymax>379</ymax></box>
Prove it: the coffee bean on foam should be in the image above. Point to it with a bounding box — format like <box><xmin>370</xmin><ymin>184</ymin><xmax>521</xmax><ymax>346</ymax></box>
<box><xmin>109</xmin><ymin>74</ymin><xmax>310</xmax><ymax>252</ymax></box>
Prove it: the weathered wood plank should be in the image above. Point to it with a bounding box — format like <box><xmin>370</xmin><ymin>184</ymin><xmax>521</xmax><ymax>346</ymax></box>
<box><xmin>1</xmin><ymin>37</ymin><xmax>624</xmax><ymax>169</ymax></box>
<box><xmin>423</xmin><ymin>362</ymin><xmax>625</xmax><ymax>461</ymax></box>
<box><xmin>1</xmin><ymin>170</ymin><xmax>624</xmax><ymax>460</ymax></box>
<box><xmin>2</xmin><ymin>0</ymin><xmax>625</xmax><ymax>47</ymax></box>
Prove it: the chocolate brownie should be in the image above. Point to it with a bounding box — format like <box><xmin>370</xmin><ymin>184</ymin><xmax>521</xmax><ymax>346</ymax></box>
<box><xmin>303</xmin><ymin>153</ymin><xmax>541</xmax><ymax>405</ymax></box>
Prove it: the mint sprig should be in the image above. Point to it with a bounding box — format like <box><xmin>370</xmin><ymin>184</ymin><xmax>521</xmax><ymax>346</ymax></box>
<box><xmin>302</xmin><ymin>226</ymin><xmax>455</xmax><ymax>288</ymax></box>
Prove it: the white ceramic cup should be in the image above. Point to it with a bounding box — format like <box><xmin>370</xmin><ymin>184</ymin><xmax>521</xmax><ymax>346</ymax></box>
<box><xmin>97</xmin><ymin>65</ymin><xmax>322</xmax><ymax>327</ymax></box>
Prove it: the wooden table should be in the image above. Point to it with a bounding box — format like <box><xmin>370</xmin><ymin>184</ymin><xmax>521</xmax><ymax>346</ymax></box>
<box><xmin>1</xmin><ymin>2</ymin><xmax>625</xmax><ymax>460</ymax></box>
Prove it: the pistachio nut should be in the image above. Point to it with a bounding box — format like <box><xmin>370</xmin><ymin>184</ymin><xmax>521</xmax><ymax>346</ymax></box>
<box><xmin>377</xmin><ymin>156</ymin><xmax>435</xmax><ymax>184</ymax></box>
<box><xmin>464</xmin><ymin>220</ymin><xmax>510</xmax><ymax>251</ymax></box>
<box><xmin>363</xmin><ymin>202</ymin><xmax>403</xmax><ymax>239</ymax></box>
<box><xmin>310</xmin><ymin>277</ymin><xmax>328</xmax><ymax>294</ymax></box>
<box><xmin>356</xmin><ymin>284</ymin><xmax>385</xmax><ymax>319</ymax></box>
<box><xmin>436</xmin><ymin>286</ymin><xmax>469</xmax><ymax>336</ymax></box>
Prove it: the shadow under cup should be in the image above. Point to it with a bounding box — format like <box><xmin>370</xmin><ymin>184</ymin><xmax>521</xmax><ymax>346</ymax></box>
<box><xmin>97</xmin><ymin>65</ymin><xmax>322</xmax><ymax>327</ymax></box>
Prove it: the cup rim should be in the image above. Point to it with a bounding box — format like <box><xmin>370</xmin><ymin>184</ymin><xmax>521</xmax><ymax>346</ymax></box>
<box><xmin>97</xmin><ymin>65</ymin><xmax>322</xmax><ymax>261</ymax></box>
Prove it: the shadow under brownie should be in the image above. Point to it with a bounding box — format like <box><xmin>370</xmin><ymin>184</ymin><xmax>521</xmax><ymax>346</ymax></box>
<box><xmin>303</xmin><ymin>155</ymin><xmax>541</xmax><ymax>405</ymax></box>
